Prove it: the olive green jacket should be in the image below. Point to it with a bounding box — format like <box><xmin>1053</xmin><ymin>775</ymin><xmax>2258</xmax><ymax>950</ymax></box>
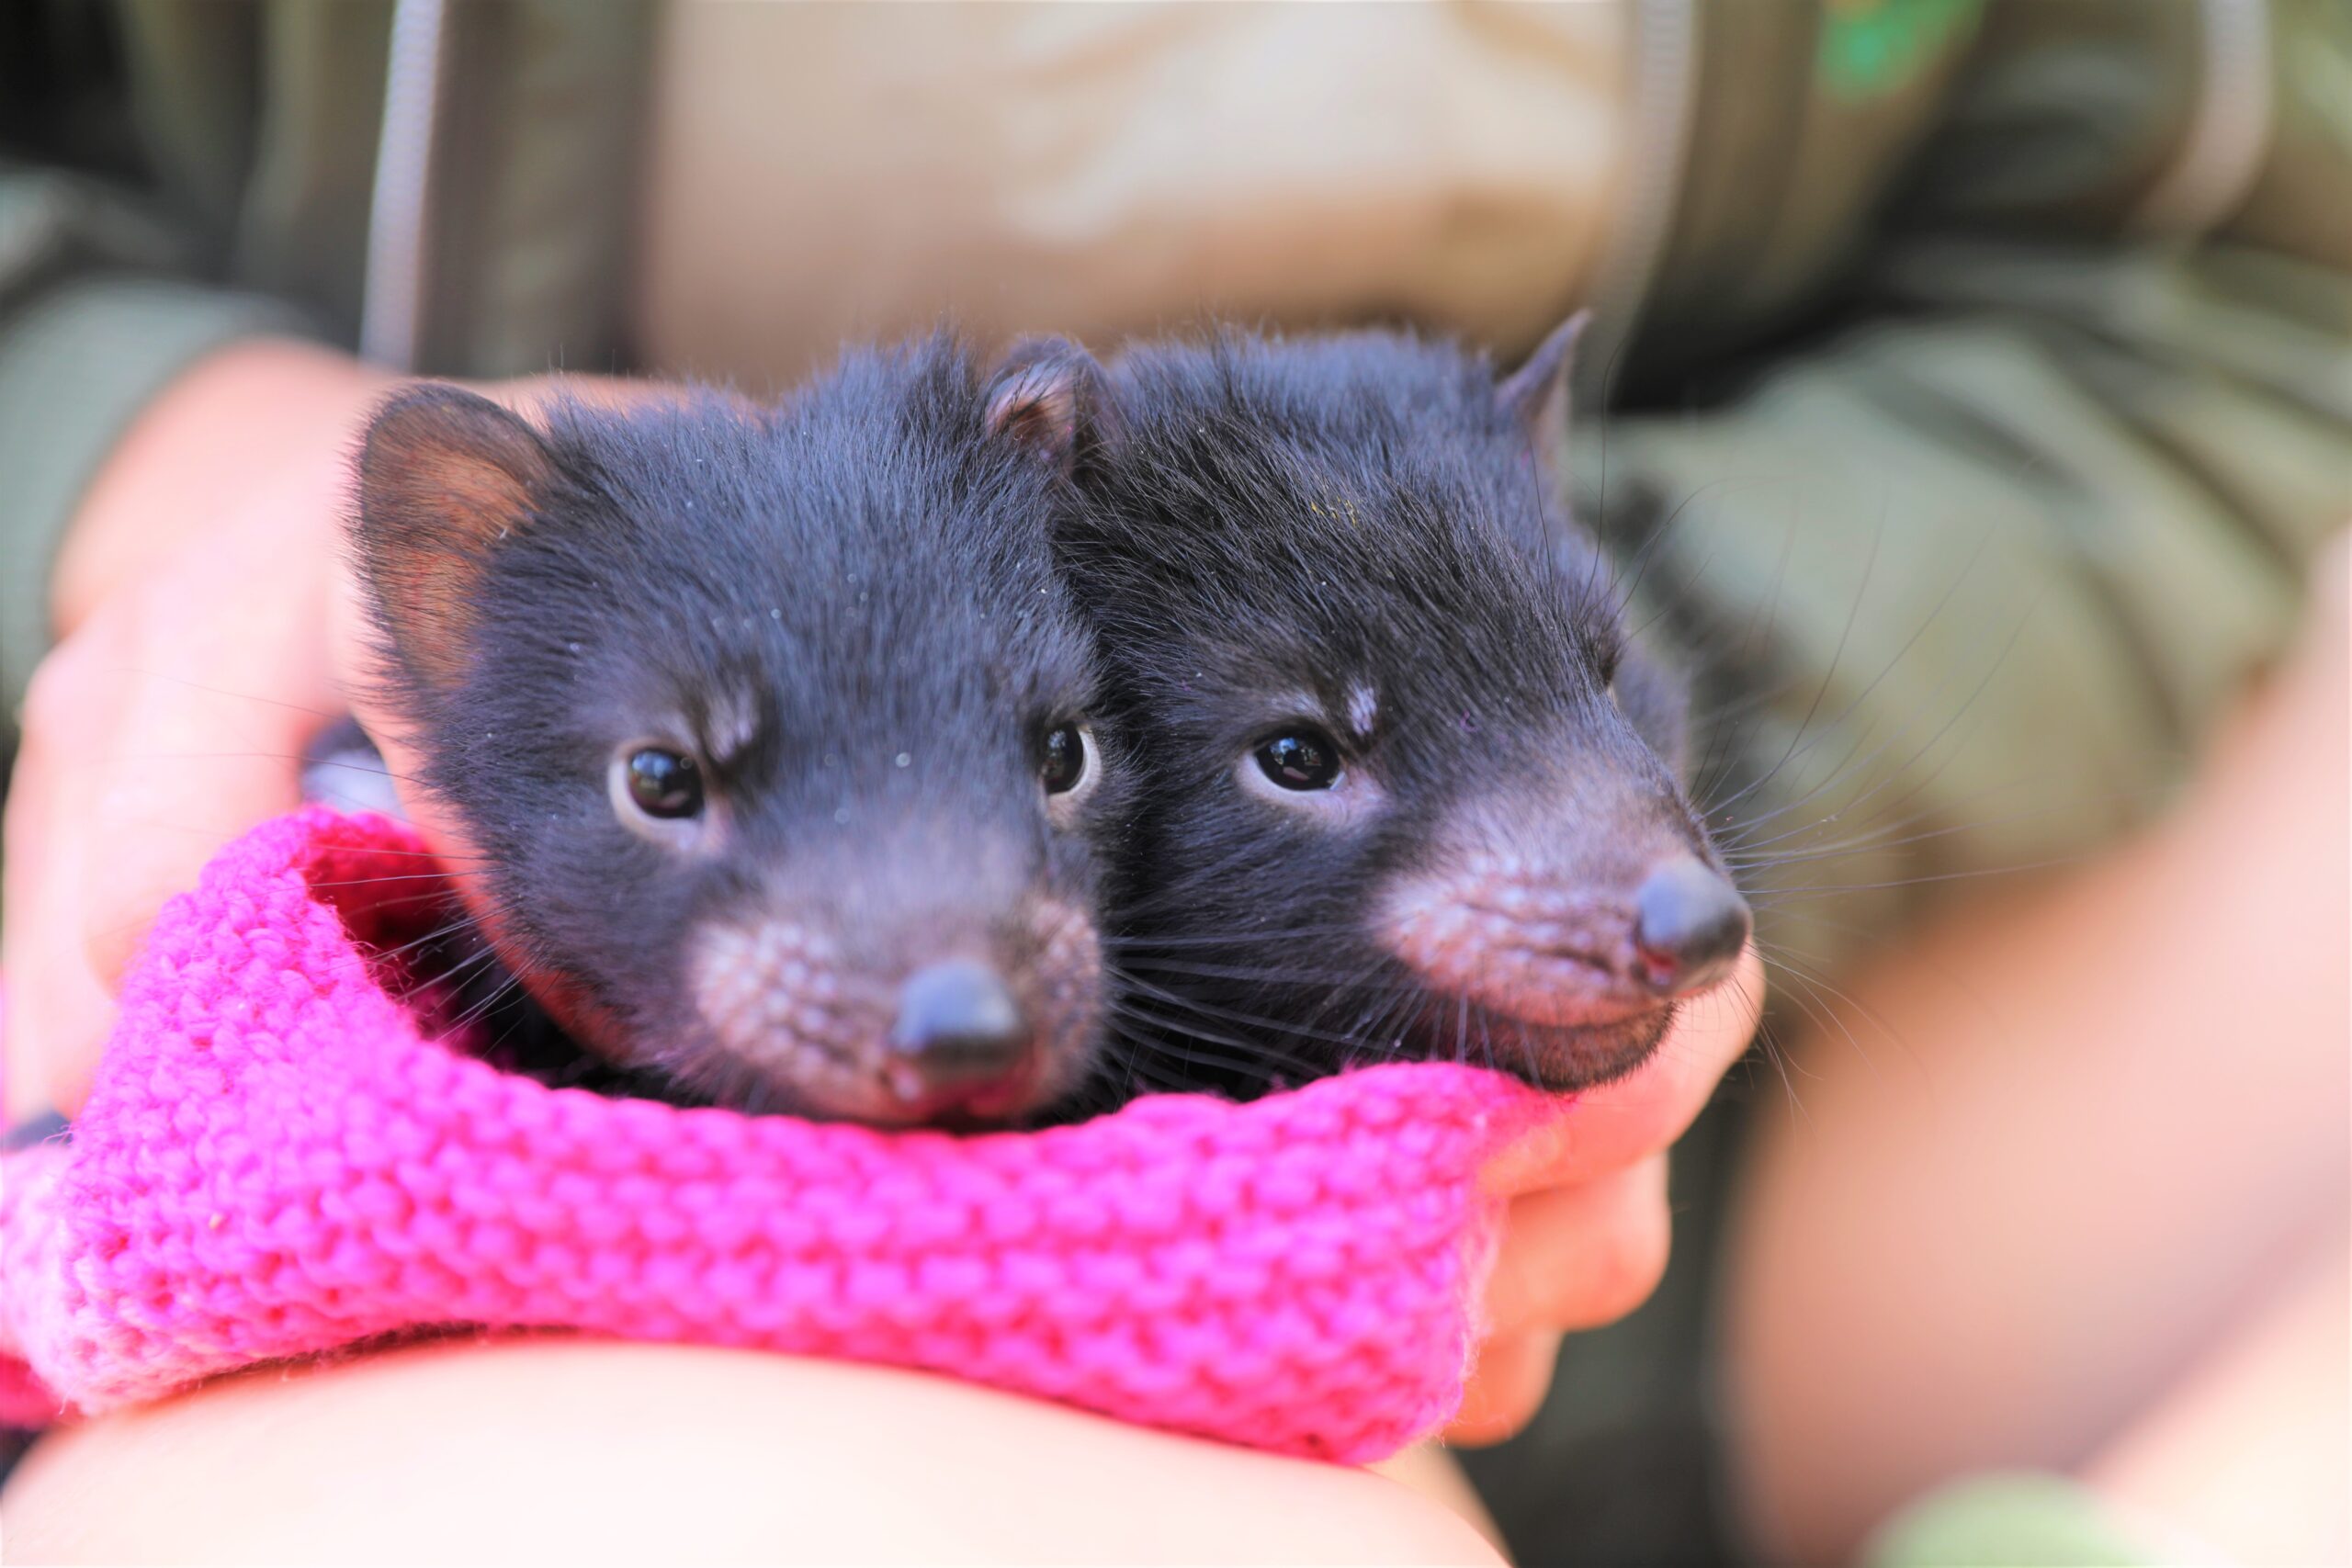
<box><xmin>3</xmin><ymin>0</ymin><xmax>2346</xmax><ymax>976</ymax></box>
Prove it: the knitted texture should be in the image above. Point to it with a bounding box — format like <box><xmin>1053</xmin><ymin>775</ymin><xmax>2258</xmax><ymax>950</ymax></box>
<box><xmin>0</xmin><ymin>808</ymin><xmax>1562</xmax><ymax>1459</ymax></box>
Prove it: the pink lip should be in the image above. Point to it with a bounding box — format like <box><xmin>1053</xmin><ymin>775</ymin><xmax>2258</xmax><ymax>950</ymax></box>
<box><xmin>1471</xmin><ymin>975</ymin><xmax>1657</xmax><ymax>1030</ymax></box>
<box><xmin>862</xmin><ymin>1065</ymin><xmax>1046</xmax><ymax>1129</ymax></box>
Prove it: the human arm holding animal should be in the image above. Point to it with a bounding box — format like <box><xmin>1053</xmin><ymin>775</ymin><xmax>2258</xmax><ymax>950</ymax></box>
<box><xmin>3</xmin><ymin>341</ymin><xmax>394</xmax><ymax>1121</ymax></box>
<box><xmin>0</xmin><ymin>341</ymin><xmax>668</xmax><ymax>1120</ymax></box>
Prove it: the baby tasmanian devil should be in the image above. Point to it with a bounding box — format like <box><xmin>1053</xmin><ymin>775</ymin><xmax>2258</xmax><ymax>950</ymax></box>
<box><xmin>1033</xmin><ymin>320</ymin><xmax>1749</xmax><ymax>1097</ymax></box>
<box><xmin>350</xmin><ymin>336</ymin><xmax>1122</xmax><ymax>1125</ymax></box>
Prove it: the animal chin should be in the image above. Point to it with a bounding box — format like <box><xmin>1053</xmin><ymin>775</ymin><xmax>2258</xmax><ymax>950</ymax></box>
<box><xmin>1464</xmin><ymin>1005</ymin><xmax>1676</xmax><ymax>1092</ymax></box>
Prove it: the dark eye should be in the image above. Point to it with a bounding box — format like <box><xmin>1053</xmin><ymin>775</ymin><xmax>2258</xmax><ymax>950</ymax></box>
<box><xmin>1254</xmin><ymin>731</ymin><xmax>1341</xmax><ymax>791</ymax></box>
<box><xmin>1040</xmin><ymin>722</ymin><xmax>1090</xmax><ymax>795</ymax></box>
<box><xmin>625</xmin><ymin>748</ymin><xmax>705</xmax><ymax>819</ymax></box>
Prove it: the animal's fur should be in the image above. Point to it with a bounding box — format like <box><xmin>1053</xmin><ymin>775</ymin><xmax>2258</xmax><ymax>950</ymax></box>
<box><xmin>1050</xmin><ymin>327</ymin><xmax>1732</xmax><ymax>1098</ymax></box>
<box><xmin>353</xmin><ymin>335</ymin><xmax>1125</xmax><ymax>1121</ymax></box>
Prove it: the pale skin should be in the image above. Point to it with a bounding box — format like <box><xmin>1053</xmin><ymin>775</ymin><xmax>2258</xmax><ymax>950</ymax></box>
<box><xmin>7</xmin><ymin>1343</ymin><xmax>1503</xmax><ymax>1566</ymax></box>
<box><xmin>0</xmin><ymin>339</ymin><xmax>1765</xmax><ymax>1559</ymax></box>
<box><xmin>1724</xmin><ymin>538</ymin><xmax>2351</xmax><ymax>1565</ymax></box>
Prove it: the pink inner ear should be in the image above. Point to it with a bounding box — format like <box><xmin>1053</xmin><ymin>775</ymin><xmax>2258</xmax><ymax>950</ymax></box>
<box><xmin>1496</xmin><ymin>311</ymin><xmax>1589</xmax><ymax>516</ymax></box>
<box><xmin>358</xmin><ymin>389</ymin><xmax>556</xmax><ymax>691</ymax></box>
<box><xmin>1498</xmin><ymin>311</ymin><xmax>1588</xmax><ymax>420</ymax></box>
<box><xmin>987</xmin><ymin>362</ymin><xmax>1080</xmax><ymax>457</ymax></box>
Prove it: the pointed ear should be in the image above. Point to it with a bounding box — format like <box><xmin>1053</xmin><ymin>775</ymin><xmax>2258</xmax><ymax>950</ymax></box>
<box><xmin>354</xmin><ymin>385</ymin><xmax>556</xmax><ymax>693</ymax></box>
<box><xmin>1496</xmin><ymin>310</ymin><xmax>1589</xmax><ymax>511</ymax></box>
<box><xmin>985</xmin><ymin>336</ymin><xmax>1111</xmax><ymax>474</ymax></box>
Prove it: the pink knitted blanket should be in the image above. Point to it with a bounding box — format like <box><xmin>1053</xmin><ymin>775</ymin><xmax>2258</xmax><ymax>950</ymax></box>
<box><xmin>0</xmin><ymin>808</ymin><xmax>1561</xmax><ymax>1460</ymax></box>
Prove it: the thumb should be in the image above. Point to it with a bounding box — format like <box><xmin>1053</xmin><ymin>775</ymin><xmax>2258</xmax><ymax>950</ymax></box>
<box><xmin>77</xmin><ymin>646</ymin><xmax>329</xmax><ymax>987</ymax></box>
<box><xmin>3</xmin><ymin>543</ymin><xmax>338</xmax><ymax>1119</ymax></box>
<box><xmin>74</xmin><ymin>532</ymin><xmax>340</xmax><ymax>990</ymax></box>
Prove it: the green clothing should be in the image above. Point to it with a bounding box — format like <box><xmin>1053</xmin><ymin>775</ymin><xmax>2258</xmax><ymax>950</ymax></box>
<box><xmin>1584</xmin><ymin>0</ymin><xmax>2351</xmax><ymax>987</ymax></box>
<box><xmin>3</xmin><ymin>3</ymin><xmax>2342</xmax><ymax>905</ymax></box>
<box><xmin>1865</xmin><ymin>1472</ymin><xmax>2182</xmax><ymax>1568</ymax></box>
<box><xmin>2</xmin><ymin>3</ymin><xmax>2346</xmax><ymax>1562</ymax></box>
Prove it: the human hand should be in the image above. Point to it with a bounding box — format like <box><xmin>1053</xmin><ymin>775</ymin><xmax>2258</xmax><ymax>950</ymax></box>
<box><xmin>1447</xmin><ymin>948</ymin><xmax>1766</xmax><ymax>1444</ymax></box>
<box><xmin>1</xmin><ymin>342</ymin><xmax>399</xmax><ymax>1120</ymax></box>
<box><xmin>0</xmin><ymin>350</ymin><xmax>750</xmax><ymax>1121</ymax></box>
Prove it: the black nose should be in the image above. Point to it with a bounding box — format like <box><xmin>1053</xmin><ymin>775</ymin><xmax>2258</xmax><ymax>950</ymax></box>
<box><xmin>1634</xmin><ymin>857</ymin><xmax>1750</xmax><ymax>996</ymax></box>
<box><xmin>887</xmin><ymin>959</ymin><xmax>1035</xmax><ymax>1106</ymax></box>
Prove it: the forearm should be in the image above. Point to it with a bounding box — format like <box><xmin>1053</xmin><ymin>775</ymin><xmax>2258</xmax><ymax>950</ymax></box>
<box><xmin>2</xmin><ymin>1337</ymin><xmax>1501</xmax><ymax>1565</ymax></box>
<box><xmin>1722</xmin><ymin>547</ymin><xmax>2350</xmax><ymax>1560</ymax></box>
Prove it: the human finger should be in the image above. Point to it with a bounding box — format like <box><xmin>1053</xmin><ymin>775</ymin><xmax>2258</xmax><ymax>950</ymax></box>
<box><xmin>1484</xmin><ymin>947</ymin><xmax>1765</xmax><ymax>1198</ymax></box>
<box><xmin>1483</xmin><ymin>1152</ymin><xmax>1673</xmax><ymax>1339</ymax></box>
<box><xmin>1444</xmin><ymin>1329</ymin><xmax>1564</xmax><ymax>1449</ymax></box>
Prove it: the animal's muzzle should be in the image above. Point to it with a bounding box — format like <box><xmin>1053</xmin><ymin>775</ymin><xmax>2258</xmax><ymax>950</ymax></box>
<box><xmin>1377</xmin><ymin>846</ymin><xmax>1748</xmax><ymax>1026</ymax></box>
<box><xmin>686</xmin><ymin>894</ymin><xmax>1103</xmax><ymax>1125</ymax></box>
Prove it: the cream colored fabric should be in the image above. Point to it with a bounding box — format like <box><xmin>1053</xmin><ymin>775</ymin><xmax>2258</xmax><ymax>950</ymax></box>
<box><xmin>636</xmin><ymin>2</ymin><xmax>1628</xmax><ymax>389</ymax></box>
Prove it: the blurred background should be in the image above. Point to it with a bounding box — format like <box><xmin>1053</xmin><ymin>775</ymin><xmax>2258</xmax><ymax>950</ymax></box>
<box><xmin>2</xmin><ymin>3</ymin><xmax>2346</xmax><ymax>1562</ymax></box>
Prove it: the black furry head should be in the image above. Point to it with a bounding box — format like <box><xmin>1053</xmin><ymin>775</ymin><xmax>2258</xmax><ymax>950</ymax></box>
<box><xmin>352</xmin><ymin>336</ymin><xmax>1124</xmax><ymax>1124</ymax></box>
<box><xmin>1041</xmin><ymin>321</ymin><xmax>1747</xmax><ymax>1098</ymax></box>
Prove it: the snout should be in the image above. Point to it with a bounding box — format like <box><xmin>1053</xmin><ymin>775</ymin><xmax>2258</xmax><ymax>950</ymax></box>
<box><xmin>685</xmin><ymin>896</ymin><xmax>1102</xmax><ymax>1125</ymax></box>
<box><xmin>1375</xmin><ymin>843</ymin><xmax>1749</xmax><ymax>1087</ymax></box>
